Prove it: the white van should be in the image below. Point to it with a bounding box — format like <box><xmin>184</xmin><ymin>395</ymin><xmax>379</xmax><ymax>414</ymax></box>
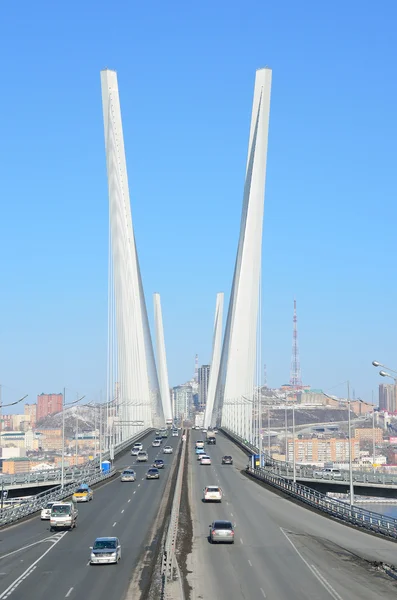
<box><xmin>50</xmin><ymin>502</ymin><xmax>78</xmax><ymax>530</ymax></box>
<box><xmin>313</xmin><ymin>467</ymin><xmax>343</xmax><ymax>479</ymax></box>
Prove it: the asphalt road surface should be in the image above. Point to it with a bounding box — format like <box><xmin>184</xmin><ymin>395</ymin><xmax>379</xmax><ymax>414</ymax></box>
<box><xmin>0</xmin><ymin>432</ymin><xmax>180</xmax><ymax>600</ymax></box>
<box><xmin>188</xmin><ymin>430</ymin><xmax>397</xmax><ymax>600</ymax></box>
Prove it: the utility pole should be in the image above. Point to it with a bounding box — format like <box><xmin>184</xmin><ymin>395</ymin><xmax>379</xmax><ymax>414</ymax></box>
<box><xmin>99</xmin><ymin>405</ymin><xmax>103</xmax><ymax>471</ymax></box>
<box><xmin>61</xmin><ymin>388</ymin><xmax>66</xmax><ymax>489</ymax></box>
<box><xmin>267</xmin><ymin>407</ymin><xmax>271</xmax><ymax>458</ymax></box>
<box><xmin>285</xmin><ymin>405</ymin><xmax>288</xmax><ymax>462</ymax></box>
<box><xmin>347</xmin><ymin>381</ymin><xmax>354</xmax><ymax>507</ymax></box>
<box><xmin>75</xmin><ymin>406</ymin><xmax>78</xmax><ymax>465</ymax></box>
<box><xmin>292</xmin><ymin>404</ymin><xmax>296</xmax><ymax>483</ymax></box>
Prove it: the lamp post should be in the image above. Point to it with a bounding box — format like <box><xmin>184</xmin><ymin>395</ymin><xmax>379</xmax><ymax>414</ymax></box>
<box><xmin>285</xmin><ymin>405</ymin><xmax>288</xmax><ymax>462</ymax></box>
<box><xmin>292</xmin><ymin>404</ymin><xmax>296</xmax><ymax>484</ymax></box>
<box><xmin>347</xmin><ymin>381</ymin><xmax>354</xmax><ymax>507</ymax></box>
<box><xmin>267</xmin><ymin>407</ymin><xmax>271</xmax><ymax>458</ymax></box>
<box><xmin>61</xmin><ymin>390</ymin><xmax>86</xmax><ymax>489</ymax></box>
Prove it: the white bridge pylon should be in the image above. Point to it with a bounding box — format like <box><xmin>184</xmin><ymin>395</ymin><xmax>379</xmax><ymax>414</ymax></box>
<box><xmin>100</xmin><ymin>69</ymin><xmax>164</xmax><ymax>435</ymax></box>
<box><xmin>210</xmin><ymin>68</ymin><xmax>272</xmax><ymax>440</ymax></box>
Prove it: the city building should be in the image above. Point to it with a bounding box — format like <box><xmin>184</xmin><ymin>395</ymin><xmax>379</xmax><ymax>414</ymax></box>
<box><xmin>354</xmin><ymin>428</ymin><xmax>383</xmax><ymax>445</ymax></box>
<box><xmin>379</xmin><ymin>384</ymin><xmax>397</xmax><ymax>413</ymax></box>
<box><xmin>36</xmin><ymin>428</ymin><xmax>62</xmax><ymax>451</ymax></box>
<box><xmin>24</xmin><ymin>403</ymin><xmax>37</xmax><ymax>428</ymax></box>
<box><xmin>288</xmin><ymin>437</ymin><xmax>359</xmax><ymax>464</ymax></box>
<box><xmin>12</xmin><ymin>414</ymin><xmax>28</xmax><ymax>431</ymax></box>
<box><xmin>1</xmin><ymin>415</ymin><xmax>13</xmax><ymax>431</ymax></box>
<box><xmin>2</xmin><ymin>457</ymin><xmax>31</xmax><ymax>474</ymax></box>
<box><xmin>198</xmin><ymin>365</ymin><xmax>210</xmax><ymax>409</ymax></box>
<box><xmin>173</xmin><ymin>385</ymin><xmax>193</xmax><ymax>422</ymax></box>
<box><xmin>37</xmin><ymin>393</ymin><xmax>63</xmax><ymax>421</ymax></box>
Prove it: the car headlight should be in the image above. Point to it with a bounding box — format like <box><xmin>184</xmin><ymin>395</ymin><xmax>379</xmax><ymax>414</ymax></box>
<box><xmin>111</xmin><ymin>552</ymin><xmax>117</xmax><ymax>556</ymax></box>
<box><xmin>91</xmin><ymin>553</ymin><xmax>95</xmax><ymax>559</ymax></box>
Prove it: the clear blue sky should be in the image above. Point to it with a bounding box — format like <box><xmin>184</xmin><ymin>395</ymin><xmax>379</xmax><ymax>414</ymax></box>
<box><xmin>0</xmin><ymin>0</ymin><xmax>396</xmax><ymax>408</ymax></box>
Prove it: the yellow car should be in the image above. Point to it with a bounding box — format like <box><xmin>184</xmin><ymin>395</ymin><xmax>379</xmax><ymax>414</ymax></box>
<box><xmin>72</xmin><ymin>485</ymin><xmax>93</xmax><ymax>503</ymax></box>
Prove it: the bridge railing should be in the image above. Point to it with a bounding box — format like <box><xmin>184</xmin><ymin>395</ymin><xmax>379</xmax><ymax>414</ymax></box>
<box><xmin>0</xmin><ymin>428</ymin><xmax>153</xmax><ymax>528</ymax></box>
<box><xmin>221</xmin><ymin>427</ymin><xmax>397</xmax><ymax>539</ymax></box>
<box><xmin>247</xmin><ymin>466</ymin><xmax>397</xmax><ymax>539</ymax></box>
<box><xmin>0</xmin><ymin>428</ymin><xmax>154</xmax><ymax>489</ymax></box>
<box><xmin>220</xmin><ymin>427</ymin><xmax>397</xmax><ymax>486</ymax></box>
<box><xmin>0</xmin><ymin>466</ymin><xmax>115</xmax><ymax>528</ymax></box>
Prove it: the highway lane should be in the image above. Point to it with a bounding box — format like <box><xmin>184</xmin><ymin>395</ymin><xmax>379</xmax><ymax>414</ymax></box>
<box><xmin>188</xmin><ymin>431</ymin><xmax>397</xmax><ymax>599</ymax></box>
<box><xmin>0</xmin><ymin>431</ymin><xmax>154</xmax><ymax>555</ymax></box>
<box><xmin>0</xmin><ymin>433</ymin><xmax>179</xmax><ymax>600</ymax></box>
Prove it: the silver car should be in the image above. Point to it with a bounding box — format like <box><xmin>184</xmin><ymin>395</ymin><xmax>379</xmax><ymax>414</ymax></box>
<box><xmin>163</xmin><ymin>446</ymin><xmax>173</xmax><ymax>454</ymax></box>
<box><xmin>136</xmin><ymin>451</ymin><xmax>148</xmax><ymax>462</ymax></box>
<box><xmin>120</xmin><ymin>469</ymin><xmax>136</xmax><ymax>482</ymax></box>
<box><xmin>90</xmin><ymin>537</ymin><xmax>121</xmax><ymax>565</ymax></box>
<box><xmin>209</xmin><ymin>520</ymin><xmax>235</xmax><ymax>544</ymax></box>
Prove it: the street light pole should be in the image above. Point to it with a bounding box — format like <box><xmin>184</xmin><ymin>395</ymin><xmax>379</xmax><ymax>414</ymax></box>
<box><xmin>267</xmin><ymin>407</ymin><xmax>271</xmax><ymax>458</ymax></box>
<box><xmin>285</xmin><ymin>405</ymin><xmax>289</xmax><ymax>462</ymax></box>
<box><xmin>292</xmin><ymin>404</ymin><xmax>296</xmax><ymax>483</ymax></box>
<box><xmin>99</xmin><ymin>405</ymin><xmax>103</xmax><ymax>470</ymax></box>
<box><xmin>372</xmin><ymin>408</ymin><xmax>376</xmax><ymax>473</ymax></box>
<box><xmin>347</xmin><ymin>381</ymin><xmax>354</xmax><ymax>507</ymax></box>
<box><xmin>75</xmin><ymin>407</ymin><xmax>78</xmax><ymax>465</ymax></box>
<box><xmin>61</xmin><ymin>387</ymin><xmax>66</xmax><ymax>489</ymax></box>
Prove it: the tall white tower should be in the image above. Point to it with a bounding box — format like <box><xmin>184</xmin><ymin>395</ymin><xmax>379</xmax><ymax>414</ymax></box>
<box><xmin>214</xmin><ymin>68</ymin><xmax>272</xmax><ymax>439</ymax></box>
<box><xmin>154</xmin><ymin>293</ymin><xmax>173</xmax><ymax>422</ymax></box>
<box><xmin>101</xmin><ymin>69</ymin><xmax>164</xmax><ymax>435</ymax></box>
<box><xmin>204</xmin><ymin>292</ymin><xmax>224</xmax><ymax>429</ymax></box>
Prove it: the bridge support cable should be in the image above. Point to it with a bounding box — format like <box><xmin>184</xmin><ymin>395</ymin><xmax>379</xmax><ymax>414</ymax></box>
<box><xmin>203</xmin><ymin>293</ymin><xmax>224</xmax><ymax>429</ymax></box>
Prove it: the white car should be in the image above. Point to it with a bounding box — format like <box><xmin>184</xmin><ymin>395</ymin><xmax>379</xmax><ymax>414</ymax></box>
<box><xmin>136</xmin><ymin>451</ymin><xmax>148</xmax><ymax>462</ymax></box>
<box><xmin>200</xmin><ymin>455</ymin><xmax>212</xmax><ymax>465</ymax></box>
<box><xmin>41</xmin><ymin>502</ymin><xmax>55</xmax><ymax>520</ymax></box>
<box><xmin>134</xmin><ymin>443</ymin><xmax>143</xmax><ymax>451</ymax></box>
<box><xmin>313</xmin><ymin>467</ymin><xmax>343</xmax><ymax>479</ymax></box>
<box><xmin>163</xmin><ymin>446</ymin><xmax>173</xmax><ymax>454</ymax></box>
<box><xmin>152</xmin><ymin>440</ymin><xmax>161</xmax><ymax>447</ymax></box>
<box><xmin>203</xmin><ymin>486</ymin><xmax>222</xmax><ymax>502</ymax></box>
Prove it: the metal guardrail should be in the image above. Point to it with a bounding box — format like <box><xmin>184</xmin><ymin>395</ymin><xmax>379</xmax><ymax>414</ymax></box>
<box><xmin>0</xmin><ymin>428</ymin><xmax>154</xmax><ymax>488</ymax></box>
<box><xmin>247</xmin><ymin>466</ymin><xmax>397</xmax><ymax>540</ymax></box>
<box><xmin>0</xmin><ymin>467</ymin><xmax>115</xmax><ymax>527</ymax></box>
<box><xmin>161</xmin><ymin>430</ymin><xmax>187</xmax><ymax>597</ymax></box>
<box><xmin>0</xmin><ymin>428</ymin><xmax>153</xmax><ymax>528</ymax></box>
<box><xmin>221</xmin><ymin>428</ymin><xmax>397</xmax><ymax>487</ymax></box>
<box><xmin>221</xmin><ymin>427</ymin><xmax>397</xmax><ymax>539</ymax></box>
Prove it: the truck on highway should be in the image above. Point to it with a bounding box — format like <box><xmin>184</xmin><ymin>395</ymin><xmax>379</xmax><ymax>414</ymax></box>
<box><xmin>206</xmin><ymin>431</ymin><xmax>216</xmax><ymax>445</ymax></box>
<box><xmin>194</xmin><ymin>412</ymin><xmax>205</xmax><ymax>429</ymax></box>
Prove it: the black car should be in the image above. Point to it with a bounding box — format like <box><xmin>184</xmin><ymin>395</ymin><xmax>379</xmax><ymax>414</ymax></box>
<box><xmin>153</xmin><ymin>459</ymin><xmax>165</xmax><ymax>469</ymax></box>
<box><xmin>222</xmin><ymin>456</ymin><xmax>233</xmax><ymax>465</ymax></box>
<box><xmin>146</xmin><ymin>468</ymin><xmax>160</xmax><ymax>479</ymax></box>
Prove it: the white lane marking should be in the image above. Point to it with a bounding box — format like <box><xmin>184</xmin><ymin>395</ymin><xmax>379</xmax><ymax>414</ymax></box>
<box><xmin>230</xmin><ymin>513</ymin><xmax>233</xmax><ymax>517</ymax></box>
<box><xmin>0</xmin><ymin>532</ymin><xmax>67</xmax><ymax>599</ymax></box>
<box><xmin>248</xmin><ymin>560</ymin><xmax>252</xmax><ymax>566</ymax></box>
<box><xmin>121</xmin><ymin>510</ymin><xmax>124</xmax><ymax>514</ymax></box>
<box><xmin>128</xmin><ymin>499</ymin><xmax>131</xmax><ymax>503</ymax></box>
<box><xmin>0</xmin><ymin>535</ymin><xmax>59</xmax><ymax>560</ymax></box>
<box><xmin>260</xmin><ymin>588</ymin><xmax>267</xmax><ymax>598</ymax></box>
<box><xmin>86</xmin><ymin>561</ymin><xmax>90</xmax><ymax>566</ymax></box>
<box><xmin>138</xmin><ymin>484</ymin><xmax>141</xmax><ymax>487</ymax></box>
<box><xmin>133</xmin><ymin>491</ymin><xmax>136</xmax><ymax>494</ymax></box>
<box><xmin>112</xmin><ymin>522</ymin><xmax>117</xmax><ymax>527</ymax></box>
<box><xmin>280</xmin><ymin>529</ymin><xmax>344</xmax><ymax>600</ymax></box>
<box><xmin>240</xmin><ymin>538</ymin><xmax>243</xmax><ymax>544</ymax></box>
<box><xmin>65</xmin><ymin>588</ymin><xmax>73</xmax><ymax>597</ymax></box>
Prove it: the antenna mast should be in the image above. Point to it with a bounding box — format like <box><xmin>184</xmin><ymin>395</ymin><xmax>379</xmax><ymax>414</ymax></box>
<box><xmin>289</xmin><ymin>299</ymin><xmax>302</xmax><ymax>388</ymax></box>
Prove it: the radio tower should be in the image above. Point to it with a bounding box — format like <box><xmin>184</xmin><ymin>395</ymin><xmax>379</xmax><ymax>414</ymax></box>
<box><xmin>289</xmin><ymin>299</ymin><xmax>302</xmax><ymax>388</ymax></box>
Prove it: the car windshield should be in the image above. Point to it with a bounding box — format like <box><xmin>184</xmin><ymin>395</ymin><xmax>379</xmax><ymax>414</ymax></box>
<box><xmin>148</xmin><ymin>469</ymin><xmax>158</xmax><ymax>473</ymax></box>
<box><xmin>224</xmin><ymin>456</ymin><xmax>231</xmax><ymax>459</ymax></box>
<box><xmin>207</xmin><ymin>487</ymin><xmax>220</xmax><ymax>493</ymax></box>
<box><xmin>75</xmin><ymin>488</ymin><xmax>88</xmax><ymax>493</ymax></box>
<box><xmin>138</xmin><ymin>452</ymin><xmax>147</xmax><ymax>456</ymax></box>
<box><xmin>94</xmin><ymin>540</ymin><xmax>117</xmax><ymax>550</ymax></box>
<box><xmin>214</xmin><ymin>521</ymin><xmax>232</xmax><ymax>529</ymax></box>
<box><xmin>45</xmin><ymin>503</ymin><xmax>54</xmax><ymax>509</ymax></box>
<box><xmin>123</xmin><ymin>470</ymin><xmax>134</xmax><ymax>475</ymax></box>
<box><xmin>52</xmin><ymin>505</ymin><xmax>71</xmax><ymax>515</ymax></box>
